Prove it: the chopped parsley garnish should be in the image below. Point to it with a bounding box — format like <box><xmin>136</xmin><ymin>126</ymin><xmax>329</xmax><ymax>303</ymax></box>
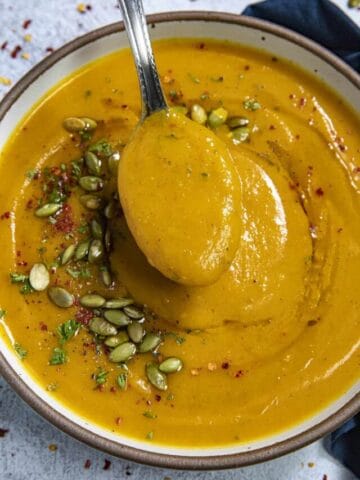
<box><xmin>93</xmin><ymin>368</ymin><xmax>108</xmax><ymax>385</ymax></box>
<box><xmin>0</xmin><ymin>309</ymin><xmax>6</xmax><ymax>319</ymax></box>
<box><xmin>88</xmin><ymin>139</ymin><xmax>112</xmax><ymax>157</ymax></box>
<box><xmin>66</xmin><ymin>266</ymin><xmax>91</xmax><ymax>279</ymax></box>
<box><xmin>10</xmin><ymin>272</ymin><xmax>28</xmax><ymax>283</ymax></box>
<box><xmin>49</xmin><ymin>347</ymin><xmax>67</xmax><ymax>366</ymax></box>
<box><xmin>143</xmin><ymin>411</ymin><xmax>157</xmax><ymax>419</ymax></box>
<box><xmin>243</xmin><ymin>98</ymin><xmax>261</xmax><ymax>111</ymax></box>
<box><xmin>57</xmin><ymin>319</ymin><xmax>80</xmax><ymax>344</ymax></box>
<box><xmin>14</xmin><ymin>342</ymin><xmax>27</xmax><ymax>360</ymax></box>
<box><xmin>77</xmin><ymin>223</ymin><xmax>89</xmax><ymax>234</ymax></box>
<box><xmin>146</xmin><ymin>431</ymin><xmax>154</xmax><ymax>440</ymax></box>
<box><xmin>117</xmin><ymin>373</ymin><xmax>128</xmax><ymax>390</ymax></box>
<box><xmin>26</xmin><ymin>168</ymin><xmax>39</xmax><ymax>180</ymax></box>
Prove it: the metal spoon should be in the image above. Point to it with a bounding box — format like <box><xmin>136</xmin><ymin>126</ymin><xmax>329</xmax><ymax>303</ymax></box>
<box><xmin>117</xmin><ymin>0</ymin><xmax>167</xmax><ymax>119</ymax></box>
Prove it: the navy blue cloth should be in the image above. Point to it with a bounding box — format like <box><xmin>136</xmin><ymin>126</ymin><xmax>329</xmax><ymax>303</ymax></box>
<box><xmin>242</xmin><ymin>0</ymin><xmax>360</xmax><ymax>71</ymax></box>
<box><xmin>242</xmin><ymin>1</ymin><xmax>360</xmax><ymax>476</ymax></box>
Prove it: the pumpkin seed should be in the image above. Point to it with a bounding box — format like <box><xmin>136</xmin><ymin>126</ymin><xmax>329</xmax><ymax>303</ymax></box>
<box><xmin>100</xmin><ymin>265</ymin><xmax>112</xmax><ymax>287</ymax></box>
<box><xmin>88</xmin><ymin>239</ymin><xmax>104</xmax><ymax>264</ymax></box>
<box><xmin>80</xmin><ymin>194</ymin><xmax>103</xmax><ymax>210</ymax></box>
<box><xmin>104</xmin><ymin>331</ymin><xmax>129</xmax><ymax>347</ymax></box>
<box><xmin>146</xmin><ymin>363</ymin><xmax>168</xmax><ymax>391</ymax></box>
<box><xmin>109</xmin><ymin>342</ymin><xmax>136</xmax><ymax>363</ymax></box>
<box><xmin>117</xmin><ymin>372</ymin><xmax>128</xmax><ymax>390</ymax></box>
<box><xmin>173</xmin><ymin>105</ymin><xmax>188</xmax><ymax>116</ymax></box>
<box><xmin>127</xmin><ymin>322</ymin><xmax>144</xmax><ymax>343</ymax></box>
<box><xmin>232</xmin><ymin>127</ymin><xmax>250</xmax><ymax>144</ymax></box>
<box><xmin>79</xmin><ymin>176</ymin><xmax>104</xmax><ymax>192</ymax></box>
<box><xmin>85</xmin><ymin>151</ymin><xmax>101</xmax><ymax>175</ymax></box>
<box><xmin>35</xmin><ymin>203</ymin><xmax>61</xmax><ymax>217</ymax></box>
<box><xmin>139</xmin><ymin>333</ymin><xmax>161</xmax><ymax>353</ymax></box>
<box><xmin>104</xmin><ymin>298</ymin><xmax>134</xmax><ymax>309</ymax></box>
<box><xmin>81</xmin><ymin>117</ymin><xmax>97</xmax><ymax>131</ymax></box>
<box><xmin>108</xmin><ymin>151</ymin><xmax>120</xmax><ymax>175</ymax></box>
<box><xmin>227</xmin><ymin>116</ymin><xmax>249</xmax><ymax>129</ymax></box>
<box><xmin>104</xmin><ymin>310</ymin><xmax>131</xmax><ymax>326</ymax></box>
<box><xmin>159</xmin><ymin>357</ymin><xmax>183</xmax><ymax>373</ymax></box>
<box><xmin>89</xmin><ymin>317</ymin><xmax>117</xmax><ymax>336</ymax></box>
<box><xmin>104</xmin><ymin>202</ymin><xmax>116</xmax><ymax>219</ymax></box>
<box><xmin>79</xmin><ymin>294</ymin><xmax>106</xmax><ymax>308</ymax></box>
<box><xmin>190</xmin><ymin>104</ymin><xmax>207</xmax><ymax>125</ymax></box>
<box><xmin>48</xmin><ymin>286</ymin><xmax>74</xmax><ymax>308</ymax></box>
<box><xmin>208</xmin><ymin>107</ymin><xmax>228</xmax><ymax>128</ymax></box>
<box><xmin>104</xmin><ymin>228</ymin><xmax>112</xmax><ymax>253</ymax></box>
<box><xmin>61</xmin><ymin>244</ymin><xmax>76</xmax><ymax>265</ymax></box>
<box><xmin>63</xmin><ymin>117</ymin><xmax>85</xmax><ymax>133</ymax></box>
<box><xmin>74</xmin><ymin>240</ymin><xmax>90</xmax><ymax>261</ymax></box>
<box><xmin>90</xmin><ymin>219</ymin><xmax>103</xmax><ymax>239</ymax></box>
<box><xmin>29</xmin><ymin>263</ymin><xmax>49</xmax><ymax>291</ymax></box>
<box><xmin>123</xmin><ymin>305</ymin><xmax>143</xmax><ymax>319</ymax></box>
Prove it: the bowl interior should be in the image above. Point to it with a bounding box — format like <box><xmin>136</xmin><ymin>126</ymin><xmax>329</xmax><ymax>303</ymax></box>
<box><xmin>0</xmin><ymin>13</ymin><xmax>359</xmax><ymax>469</ymax></box>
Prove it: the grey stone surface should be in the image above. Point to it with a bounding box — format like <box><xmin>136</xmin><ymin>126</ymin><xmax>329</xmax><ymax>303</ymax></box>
<box><xmin>0</xmin><ymin>1</ymin><xmax>358</xmax><ymax>479</ymax></box>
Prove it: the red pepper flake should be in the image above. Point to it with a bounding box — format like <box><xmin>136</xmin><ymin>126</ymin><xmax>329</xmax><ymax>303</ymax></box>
<box><xmin>45</xmin><ymin>47</ymin><xmax>54</xmax><ymax>53</ymax></box>
<box><xmin>315</xmin><ymin>187</ymin><xmax>324</xmax><ymax>196</ymax></box>
<box><xmin>235</xmin><ymin>370</ymin><xmax>244</xmax><ymax>378</ymax></box>
<box><xmin>22</xmin><ymin>19</ymin><xmax>32</xmax><ymax>29</ymax></box>
<box><xmin>271</xmin><ymin>56</ymin><xmax>278</xmax><ymax>62</ymax></box>
<box><xmin>16</xmin><ymin>250</ymin><xmax>21</xmax><ymax>257</ymax></box>
<box><xmin>75</xmin><ymin>307</ymin><xmax>94</xmax><ymax>326</ymax></box>
<box><xmin>84</xmin><ymin>459</ymin><xmax>91</xmax><ymax>469</ymax></box>
<box><xmin>11</xmin><ymin>45</ymin><xmax>22</xmax><ymax>59</ymax></box>
<box><xmin>198</xmin><ymin>42</ymin><xmax>205</xmax><ymax>50</ymax></box>
<box><xmin>1</xmin><ymin>211</ymin><xmax>11</xmax><ymax>220</ymax></box>
<box><xmin>17</xmin><ymin>261</ymin><xmax>28</xmax><ymax>267</ymax></box>
<box><xmin>221</xmin><ymin>362</ymin><xmax>229</xmax><ymax>370</ymax></box>
<box><xmin>155</xmin><ymin>394</ymin><xmax>161</xmax><ymax>402</ymax></box>
<box><xmin>322</xmin><ymin>475</ymin><xmax>328</xmax><ymax>480</ymax></box>
<box><xmin>103</xmin><ymin>459</ymin><xmax>111</xmax><ymax>471</ymax></box>
<box><xmin>269</xmin><ymin>125</ymin><xmax>276</xmax><ymax>130</ymax></box>
<box><xmin>39</xmin><ymin>322</ymin><xmax>48</xmax><ymax>331</ymax></box>
<box><xmin>299</xmin><ymin>97</ymin><xmax>307</xmax><ymax>107</ymax></box>
<box><xmin>110</xmin><ymin>387</ymin><xmax>117</xmax><ymax>393</ymax></box>
<box><xmin>86</xmin><ymin>4</ymin><xmax>92</xmax><ymax>10</ymax></box>
<box><xmin>1</xmin><ymin>41</ymin><xmax>8</xmax><ymax>50</ymax></box>
<box><xmin>244</xmin><ymin>65</ymin><xmax>250</xmax><ymax>71</ymax></box>
<box><xmin>54</xmin><ymin>204</ymin><xmax>74</xmax><ymax>234</ymax></box>
<box><xmin>295</xmin><ymin>134</ymin><xmax>300</xmax><ymax>140</ymax></box>
<box><xmin>115</xmin><ymin>417</ymin><xmax>123</xmax><ymax>425</ymax></box>
<box><xmin>0</xmin><ymin>428</ymin><xmax>9</xmax><ymax>438</ymax></box>
<box><xmin>289</xmin><ymin>93</ymin><xmax>295</xmax><ymax>99</ymax></box>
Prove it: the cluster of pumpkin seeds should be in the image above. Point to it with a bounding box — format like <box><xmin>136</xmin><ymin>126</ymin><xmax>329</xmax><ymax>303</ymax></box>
<box><xmin>16</xmin><ymin>116</ymin><xmax>183</xmax><ymax>391</ymax></box>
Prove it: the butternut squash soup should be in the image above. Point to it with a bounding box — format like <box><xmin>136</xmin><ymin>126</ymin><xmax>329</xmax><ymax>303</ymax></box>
<box><xmin>0</xmin><ymin>39</ymin><xmax>359</xmax><ymax>447</ymax></box>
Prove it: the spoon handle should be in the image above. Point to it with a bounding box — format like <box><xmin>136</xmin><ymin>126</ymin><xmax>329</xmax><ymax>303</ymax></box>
<box><xmin>118</xmin><ymin>0</ymin><xmax>167</xmax><ymax>117</ymax></box>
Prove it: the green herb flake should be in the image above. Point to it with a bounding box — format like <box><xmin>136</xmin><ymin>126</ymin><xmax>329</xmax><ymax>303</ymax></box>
<box><xmin>93</xmin><ymin>368</ymin><xmax>108</xmax><ymax>385</ymax></box>
<box><xmin>143</xmin><ymin>411</ymin><xmax>157</xmax><ymax>419</ymax></box>
<box><xmin>117</xmin><ymin>373</ymin><xmax>128</xmax><ymax>390</ymax></box>
<box><xmin>66</xmin><ymin>266</ymin><xmax>91</xmax><ymax>279</ymax></box>
<box><xmin>14</xmin><ymin>342</ymin><xmax>27</xmax><ymax>360</ymax></box>
<box><xmin>77</xmin><ymin>223</ymin><xmax>89</xmax><ymax>234</ymax></box>
<box><xmin>26</xmin><ymin>168</ymin><xmax>39</xmax><ymax>180</ymax></box>
<box><xmin>10</xmin><ymin>272</ymin><xmax>28</xmax><ymax>283</ymax></box>
<box><xmin>243</xmin><ymin>98</ymin><xmax>261</xmax><ymax>111</ymax></box>
<box><xmin>84</xmin><ymin>89</ymin><xmax>92</xmax><ymax>98</ymax></box>
<box><xmin>166</xmin><ymin>393</ymin><xmax>175</xmax><ymax>401</ymax></box>
<box><xmin>200</xmin><ymin>92</ymin><xmax>210</xmax><ymax>100</ymax></box>
<box><xmin>146</xmin><ymin>431</ymin><xmax>154</xmax><ymax>441</ymax></box>
<box><xmin>0</xmin><ymin>309</ymin><xmax>6</xmax><ymax>319</ymax></box>
<box><xmin>57</xmin><ymin>319</ymin><xmax>80</xmax><ymax>344</ymax></box>
<box><xmin>188</xmin><ymin>73</ymin><xmax>200</xmax><ymax>84</ymax></box>
<box><xmin>71</xmin><ymin>160</ymin><xmax>82</xmax><ymax>179</ymax></box>
<box><xmin>20</xmin><ymin>280</ymin><xmax>34</xmax><ymax>295</ymax></box>
<box><xmin>89</xmin><ymin>139</ymin><xmax>112</xmax><ymax>158</ymax></box>
<box><xmin>49</xmin><ymin>347</ymin><xmax>67</xmax><ymax>366</ymax></box>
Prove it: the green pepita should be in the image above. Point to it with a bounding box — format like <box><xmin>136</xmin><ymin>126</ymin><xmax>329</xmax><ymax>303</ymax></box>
<box><xmin>90</xmin><ymin>219</ymin><xmax>103</xmax><ymax>239</ymax></box>
<box><xmin>123</xmin><ymin>305</ymin><xmax>143</xmax><ymax>320</ymax></box>
<box><xmin>139</xmin><ymin>333</ymin><xmax>161</xmax><ymax>353</ymax></box>
<box><xmin>104</xmin><ymin>310</ymin><xmax>131</xmax><ymax>326</ymax></box>
<box><xmin>79</xmin><ymin>194</ymin><xmax>103</xmax><ymax>210</ymax></box>
<box><xmin>79</xmin><ymin>176</ymin><xmax>104</xmax><ymax>192</ymax></box>
<box><xmin>127</xmin><ymin>322</ymin><xmax>144</xmax><ymax>343</ymax></box>
<box><xmin>63</xmin><ymin>117</ymin><xmax>86</xmax><ymax>133</ymax></box>
<box><xmin>104</xmin><ymin>298</ymin><xmax>134</xmax><ymax>309</ymax></box>
<box><xmin>231</xmin><ymin>127</ymin><xmax>250</xmax><ymax>144</ymax></box>
<box><xmin>35</xmin><ymin>203</ymin><xmax>61</xmax><ymax>218</ymax></box>
<box><xmin>146</xmin><ymin>363</ymin><xmax>168</xmax><ymax>391</ymax></box>
<box><xmin>89</xmin><ymin>317</ymin><xmax>117</xmax><ymax>336</ymax></box>
<box><xmin>85</xmin><ymin>151</ymin><xmax>101</xmax><ymax>175</ymax></box>
<box><xmin>79</xmin><ymin>294</ymin><xmax>106</xmax><ymax>308</ymax></box>
<box><xmin>75</xmin><ymin>240</ymin><xmax>90</xmax><ymax>261</ymax></box>
<box><xmin>190</xmin><ymin>104</ymin><xmax>207</xmax><ymax>125</ymax></box>
<box><xmin>159</xmin><ymin>357</ymin><xmax>183</xmax><ymax>373</ymax></box>
<box><xmin>227</xmin><ymin>116</ymin><xmax>249</xmax><ymax>129</ymax></box>
<box><xmin>61</xmin><ymin>244</ymin><xmax>76</xmax><ymax>265</ymax></box>
<box><xmin>88</xmin><ymin>239</ymin><xmax>104</xmax><ymax>264</ymax></box>
<box><xmin>100</xmin><ymin>265</ymin><xmax>112</xmax><ymax>287</ymax></box>
<box><xmin>109</xmin><ymin>342</ymin><xmax>136</xmax><ymax>363</ymax></box>
<box><xmin>29</xmin><ymin>263</ymin><xmax>49</xmax><ymax>291</ymax></box>
<box><xmin>108</xmin><ymin>151</ymin><xmax>120</xmax><ymax>175</ymax></box>
<box><xmin>104</xmin><ymin>331</ymin><xmax>129</xmax><ymax>347</ymax></box>
<box><xmin>81</xmin><ymin>117</ymin><xmax>97</xmax><ymax>131</ymax></box>
<box><xmin>208</xmin><ymin>107</ymin><xmax>228</xmax><ymax>128</ymax></box>
<box><xmin>104</xmin><ymin>202</ymin><xmax>116</xmax><ymax>219</ymax></box>
<box><xmin>104</xmin><ymin>228</ymin><xmax>112</xmax><ymax>253</ymax></box>
<box><xmin>48</xmin><ymin>286</ymin><xmax>74</xmax><ymax>308</ymax></box>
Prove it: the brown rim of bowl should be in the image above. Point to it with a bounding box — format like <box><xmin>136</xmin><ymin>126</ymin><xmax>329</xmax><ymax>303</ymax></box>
<box><xmin>0</xmin><ymin>11</ymin><xmax>359</xmax><ymax>471</ymax></box>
